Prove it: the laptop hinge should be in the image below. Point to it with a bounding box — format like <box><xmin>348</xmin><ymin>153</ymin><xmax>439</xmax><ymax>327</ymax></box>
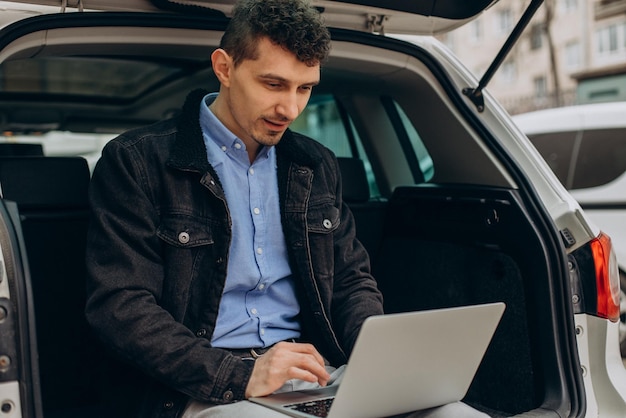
<box><xmin>462</xmin><ymin>0</ymin><xmax>544</xmax><ymax>112</ymax></box>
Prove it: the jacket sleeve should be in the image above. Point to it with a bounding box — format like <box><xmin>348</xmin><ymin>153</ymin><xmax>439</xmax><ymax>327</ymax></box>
<box><xmin>84</xmin><ymin>137</ymin><xmax>253</xmax><ymax>404</ymax></box>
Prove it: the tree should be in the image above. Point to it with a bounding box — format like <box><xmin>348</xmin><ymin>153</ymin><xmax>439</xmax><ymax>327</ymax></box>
<box><xmin>543</xmin><ymin>0</ymin><xmax>562</xmax><ymax>107</ymax></box>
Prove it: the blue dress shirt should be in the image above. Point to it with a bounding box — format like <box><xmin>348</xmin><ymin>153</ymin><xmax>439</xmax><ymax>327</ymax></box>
<box><xmin>199</xmin><ymin>93</ymin><xmax>301</xmax><ymax>349</ymax></box>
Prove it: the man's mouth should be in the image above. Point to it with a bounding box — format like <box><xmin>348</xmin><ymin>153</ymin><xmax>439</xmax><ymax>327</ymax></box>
<box><xmin>264</xmin><ymin>118</ymin><xmax>289</xmax><ymax>130</ymax></box>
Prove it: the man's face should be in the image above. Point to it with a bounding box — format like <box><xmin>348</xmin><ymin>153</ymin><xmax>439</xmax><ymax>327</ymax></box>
<box><xmin>214</xmin><ymin>36</ymin><xmax>320</xmax><ymax>154</ymax></box>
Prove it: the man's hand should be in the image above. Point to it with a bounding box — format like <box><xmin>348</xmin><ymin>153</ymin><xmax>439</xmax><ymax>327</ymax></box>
<box><xmin>244</xmin><ymin>342</ymin><xmax>331</xmax><ymax>398</ymax></box>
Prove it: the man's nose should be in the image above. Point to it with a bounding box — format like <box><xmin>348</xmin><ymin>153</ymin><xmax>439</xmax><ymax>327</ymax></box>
<box><xmin>276</xmin><ymin>92</ymin><xmax>301</xmax><ymax>121</ymax></box>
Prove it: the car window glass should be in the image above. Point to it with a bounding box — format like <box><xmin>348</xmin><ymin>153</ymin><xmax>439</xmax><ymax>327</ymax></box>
<box><xmin>0</xmin><ymin>57</ymin><xmax>180</xmax><ymax>98</ymax></box>
<box><xmin>392</xmin><ymin>101</ymin><xmax>434</xmax><ymax>183</ymax></box>
<box><xmin>291</xmin><ymin>95</ymin><xmax>380</xmax><ymax>198</ymax></box>
<box><xmin>572</xmin><ymin>128</ymin><xmax>626</xmax><ymax>189</ymax></box>
<box><xmin>527</xmin><ymin>131</ymin><xmax>577</xmax><ymax>188</ymax></box>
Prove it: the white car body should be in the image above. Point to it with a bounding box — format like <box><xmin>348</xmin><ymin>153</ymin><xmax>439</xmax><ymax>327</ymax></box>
<box><xmin>513</xmin><ymin>102</ymin><xmax>626</xmax><ymax>272</ymax></box>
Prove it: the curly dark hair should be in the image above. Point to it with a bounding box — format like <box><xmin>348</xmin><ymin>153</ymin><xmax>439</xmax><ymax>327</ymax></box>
<box><xmin>220</xmin><ymin>0</ymin><xmax>331</xmax><ymax>67</ymax></box>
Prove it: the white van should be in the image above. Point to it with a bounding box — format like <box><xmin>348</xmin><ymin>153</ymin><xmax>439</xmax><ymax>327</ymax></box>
<box><xmin>513</xmin><ymin>101</ymin><xmax>626</xmax><ymax>356</ymax></box>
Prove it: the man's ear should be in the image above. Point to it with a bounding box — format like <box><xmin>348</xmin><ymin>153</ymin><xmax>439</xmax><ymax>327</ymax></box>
<box><xmin>211</xmin><ymin>48</ymin><xmax>233</xmax><ymax>87</ymax></box>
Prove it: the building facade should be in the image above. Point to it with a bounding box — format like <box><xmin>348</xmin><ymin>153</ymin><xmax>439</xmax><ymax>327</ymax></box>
<box><xmin>438</xmin><ymin>0</ymin><xmax>626</xmax><ymax>115</ymax></box>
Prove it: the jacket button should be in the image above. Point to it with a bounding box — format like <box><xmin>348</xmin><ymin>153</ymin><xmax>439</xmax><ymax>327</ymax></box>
<box><xmin>178</xmin><ymin>232</ymin><xmax>190</xmax><ymax>244</ymax></box>
<box><xmin>322</xmin><ymin>219</ymin><xmax>332</xmax><ymax>229</ymax></box>
<box><xmin>223</xmin><ymin>390</ymin><xmax>234</xmax><ymax>402</ymax></box>
<box><xmin>196</xmin><ymin>328</ymin><xmax>207</xmax><ymax>337</ymax></box>
<box><xmin>163</xmin><ymin>400</ymin><xmax>174</xmax><ymax>409</ymax></box>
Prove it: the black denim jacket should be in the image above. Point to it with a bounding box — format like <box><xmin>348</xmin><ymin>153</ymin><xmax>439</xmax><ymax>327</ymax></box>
<box><xmin>85</xmin><ymin>89</ymin><xmax>383</xmax><ymax>418</ymax></box>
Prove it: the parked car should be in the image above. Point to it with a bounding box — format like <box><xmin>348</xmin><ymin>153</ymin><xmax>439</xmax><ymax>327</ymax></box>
<box><xmin>513</xmin><ymin>102</ymin><xmax>626</xmax><ymax>357</ymax></box>
<box><xmin>0</xmin><ymin>1</ymin><xmax>625</xmax><ymax>417</ymax></box>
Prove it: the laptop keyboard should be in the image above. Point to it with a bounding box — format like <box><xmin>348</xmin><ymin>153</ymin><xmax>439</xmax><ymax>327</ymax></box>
<box><xmin>285</xmin><ymin>397</ymin><xmax>335</xmax><ymax>417</ymax></box>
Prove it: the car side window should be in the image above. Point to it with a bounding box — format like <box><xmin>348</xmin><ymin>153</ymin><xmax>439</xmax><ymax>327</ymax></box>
<box><xmin>573</xmin><ymin>128</ymin><xmax>626</xmax><ymax>189</ymax></box>
<box><xmin>291</xmin><ymin>94</ymin><xmax>380</xmax><ymax>198</ymax></box>
<box><xmin>391</xmin><ymin>100</ymin><xmax>434</xmax><ymax>183</ymax></box>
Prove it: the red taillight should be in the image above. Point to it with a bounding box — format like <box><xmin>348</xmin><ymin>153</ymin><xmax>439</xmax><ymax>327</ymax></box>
<box><xmin>590</xmin><ymin>232</ymin><xmax>620</xmax><ymax>322</ymax></box>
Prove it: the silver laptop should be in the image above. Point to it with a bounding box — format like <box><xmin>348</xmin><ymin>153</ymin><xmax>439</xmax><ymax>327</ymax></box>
<box><xmin>250</xmin><ymin>302</ymin><xmax>505</xmax><ymax>418</ymax></box>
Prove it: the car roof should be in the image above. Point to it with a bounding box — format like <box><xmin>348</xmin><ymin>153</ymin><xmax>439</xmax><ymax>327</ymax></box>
<box><xmin>1</xmin><ymin>0</ymin><xmax>499</xmax><ymax>35</ymax></box>
<box><xmin>513</xmin><ymin>101</ymin><xmax>626</xmax><ymax>135</ymax></box>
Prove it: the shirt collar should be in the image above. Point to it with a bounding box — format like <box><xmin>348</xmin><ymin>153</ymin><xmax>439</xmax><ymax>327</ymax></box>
<box><xmin>199</xmin><ymin>93</ymin><xmax>272</xmax><ymax>162</ymax></box>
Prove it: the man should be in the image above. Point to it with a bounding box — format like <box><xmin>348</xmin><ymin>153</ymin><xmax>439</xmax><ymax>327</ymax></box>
<box><xmin>85</xmin><ymin>1</ymin><xmax>487</xmax><ymax>417</ymax></box>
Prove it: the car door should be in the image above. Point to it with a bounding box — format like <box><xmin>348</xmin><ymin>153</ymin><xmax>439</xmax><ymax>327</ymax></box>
<box><xmin>0</xmin><ymin>199</ymin><xmax>41</xmax><ymax>418</ymax></box>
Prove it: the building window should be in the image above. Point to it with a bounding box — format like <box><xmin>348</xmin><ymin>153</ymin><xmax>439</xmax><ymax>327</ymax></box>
<box><xmin>565</xmin><ymin>41</ymin><xmax>581</xmax><ymax>69</ymax></box>
<box><xmin>530</xmin><ymin>23</ymin><xmax>544</xmax><ymax>50</ymax></box>
<box><xmin>496</xmin><ymin>9</ymin><xmax>513</xmax><ymax>35</ymax></box>
<box><xmin>596</xmin><ymin>24</ymin><xmax>618</xmax><ymax>55</ymax></box>
<box><xmin>534</xmin><ymin>76</ymin><xmax>547</xmax><ymax>98</ymax></box>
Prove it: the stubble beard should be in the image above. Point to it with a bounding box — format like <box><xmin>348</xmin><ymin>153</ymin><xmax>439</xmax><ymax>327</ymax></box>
<box><xmin>253</xmin><ymin>117</ymin><xmax>290</xmax><ymax>148</ymax></box>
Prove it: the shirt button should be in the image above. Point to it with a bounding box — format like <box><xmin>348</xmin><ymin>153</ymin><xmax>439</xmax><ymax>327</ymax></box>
<box><xmin>178</xmin><ymin>232</ymin><xmax>190</xmax><ymax>244</ymax></box>
<box><xmin>322</xmin><ymin>219</ymin><xmax>332</xmax><ymax>229</ymax></box>
<box><xmin>253</xmin><ymin>207</ymin><xmax>260</xmax><ymax>215</ymax></box>
<box><xmin>256</xmin><ymin>247</ymin><xmax>263</xmax><ymax>255</ymax></box>
<box><xmin>196</xmin><ymin>328</ymin><xmax>207</xmax><ymax>337</ymax></box>
<box><xmin>223</xmin><ymin>390</ymin><xmax>234</xmax><ymax>402</ymax></box>
<box><xmin>251</xmin><ymin>308</ymin><xmax>258</xmax><ymax>315</ymax></box>
<box><xmin>221</xmin><ymin>145</ymin><xmax>227</xmax><ymax>152</ymax></box>
<box><xmin>249</xmin><ymin>168</ymin><xmax>255</xmax><ymax>175</ymax></box>
<box><xmin>258</xmin><ymin>283</ymin><xmax>265</xmax><ymax>290</ymax></box>
<box><xmin>234</xmin><ymin>143</ymin><xmax>242</xmax><ymax>149</ymax></box>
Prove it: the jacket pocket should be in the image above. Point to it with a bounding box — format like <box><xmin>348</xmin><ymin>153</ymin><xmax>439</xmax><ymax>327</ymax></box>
<box><xmin>306</xmin><ymin>203</ymin><xmax>340</xmax><ymax>234</ymax></box>
<box><xmin>156</xmin><ymin>214</ymin><xmax>217</xmax><ymax>320</ymax></box>
<box><xmin>305</xmin><ymin>204</ymin><xmax>340</xmax><ymax>281</ymax></box>
<box><xmin>157</xmin><ymin>214</ymin><xmax>214</xmax><ymax>248</ymax></box>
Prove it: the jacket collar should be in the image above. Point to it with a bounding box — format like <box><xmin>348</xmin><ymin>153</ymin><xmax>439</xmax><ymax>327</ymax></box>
<box><xmin>168</xmin><ymin>89</ymin><xmax>323</xmax><ymax>172</ymax></box>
